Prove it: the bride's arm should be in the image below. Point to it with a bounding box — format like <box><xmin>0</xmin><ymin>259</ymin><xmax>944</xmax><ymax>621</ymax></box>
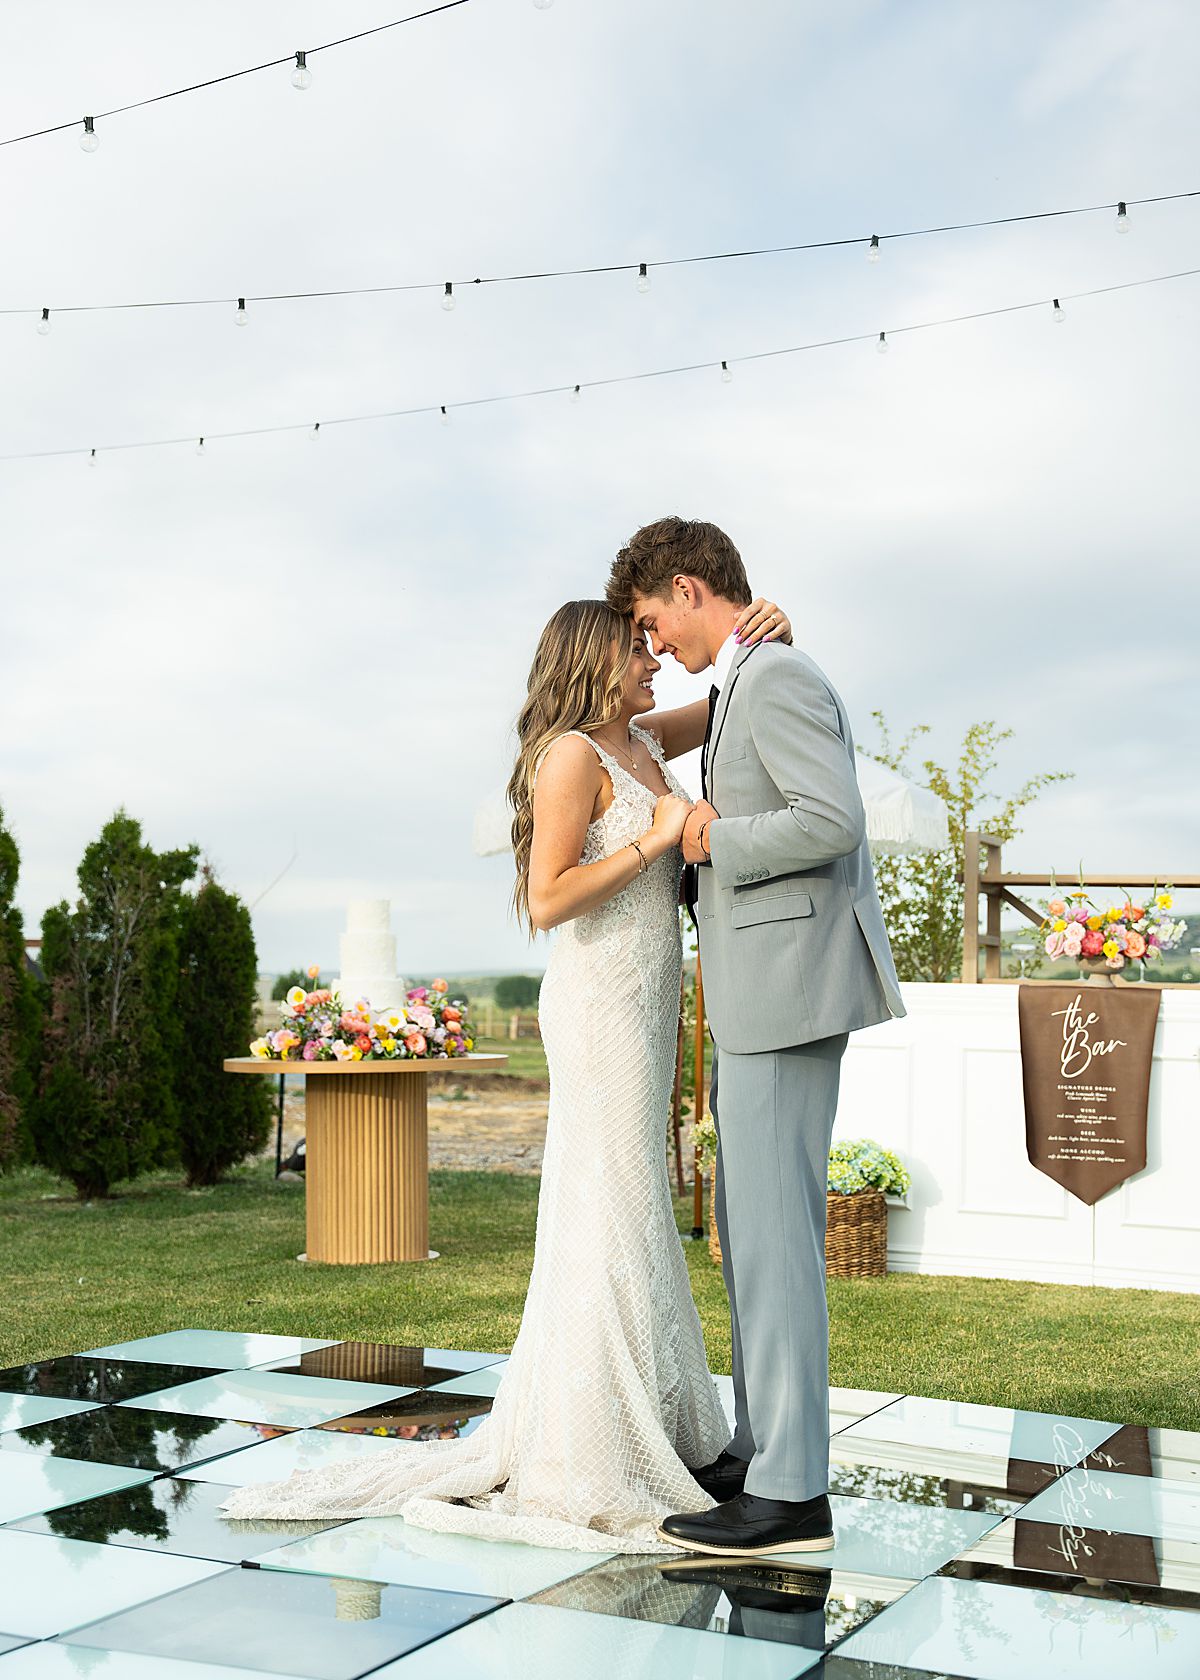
<box><xmin>527</xmin><ymin>737</ymin><xmax>688</xmax><ymax>932</ymax></box>
<box><xmin>644</xmin><ymin>597</ymin><xmax>795</xmax><ymax>761</ymax></box>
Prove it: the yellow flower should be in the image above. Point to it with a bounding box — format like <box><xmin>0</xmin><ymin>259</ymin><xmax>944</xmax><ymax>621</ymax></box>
<box><xmin>465</xmin><ymin>1037</ymin><xmax>475</xmax><ymax>1051</ymax></box>
<box><xmin>249</xmin><ymin>1038</ymin><xmax>270</xmax><ymax>1059</ymax></box>
<box><xmin>1102</xmin><ymin>939</ymin><xmax>1119</xmax><ymax>959</ymax></box>
<box><xmin>350</xmin><ymin>1046</ymin><xmax>363</xmax><ymax>1061</ymax></box>
<box><xmin>381</xmin><ymin>1037</ymin><xmax>396</xmax><ymax>1054</ymax></box>
<box><xmin>1086</xmin><ymin>916</ymin><xmax>1103</xmax><ymax>931</ymax></box>
<box><xmin>1052</xmin><ymin>918</ymin><xmax>1067</xmax><ymax>933</ymax></box>
<box><xmin>1105</xmin><ymin>907</ymin><xmax>1121</xmax><ymax>923</ymax></box>
<box><xmin>1156</xmin><ymin>892</ymin><xmax>1173</xmax><ymax>910</ymax></box>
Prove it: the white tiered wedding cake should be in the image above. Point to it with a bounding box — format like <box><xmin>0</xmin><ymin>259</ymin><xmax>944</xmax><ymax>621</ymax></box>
<box><xmin>334</xmin><ymin>900</ymin><xmax>406</xmax><ymax>1015</ymax></box>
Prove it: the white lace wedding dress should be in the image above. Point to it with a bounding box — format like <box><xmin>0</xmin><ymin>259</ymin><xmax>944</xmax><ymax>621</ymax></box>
<box><xmin>220</xmin><ymin>722</ymin><xmax>728</xmax><ymax>1551</ymax></box>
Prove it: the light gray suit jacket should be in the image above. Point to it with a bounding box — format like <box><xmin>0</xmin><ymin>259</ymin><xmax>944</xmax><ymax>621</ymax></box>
<box><xmin>698</xmin><ymin>640</ymin><xmax>905</xmax><ymax>1054</ymax></box>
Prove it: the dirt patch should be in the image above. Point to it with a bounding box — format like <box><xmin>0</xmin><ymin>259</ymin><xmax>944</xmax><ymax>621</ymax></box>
<box><xmin>264</xmin><ymin>1084</ymin><xmax>549</xmax><ymax>1175</ymax></box>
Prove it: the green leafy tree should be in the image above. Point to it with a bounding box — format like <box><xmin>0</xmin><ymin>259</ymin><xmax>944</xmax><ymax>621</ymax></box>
<box><xmin>0</xmin><ymin>803</ymin><xmax>41</xmax><ymax>1169</ymax></box>
<box><xmin>175</xmin><ymin>865</ymin><xmax>272</xmax><ymax>1186</ymax></box>
<box><xmin>34</xmin><ymin>810</ymin><xmax>198</xmax><ymax>1198</ymax></box>
<box><xmin>863</xmin><ymin>715</ymin><xmax>1072</xmax><ymax>983</ymax></box>
<box><xmin>494</xmin><ymin>974</ymin><xmax>540</xmax><ymax>1010</ymax></box>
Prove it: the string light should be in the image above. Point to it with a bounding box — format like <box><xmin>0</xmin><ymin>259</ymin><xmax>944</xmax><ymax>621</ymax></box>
<box><xmin>720</xmin><ymin>360</ymin><xmax>733</xmax><ymax>383</ymax></box>
<box><xmin>1053</xmin><ymin>297</ymin><xmax>1065</xmax><ymax>322</ymax></box>
<box><xmin>89</xmin><ymin>448</ymin><xmax>97</xmax><ymax>467</ymax></box>
<box><xmin>309</xmin><ymin>423</ymin><xmax>320</xmax><ymax>441</ymax></box>
<box><xmin>195</xmin><ymin>437</ymin><xmax>206</xmax><ymax>456</ymax></box>
<box><xmin>291</xmin><ymin>51</ymin><xmax>312</xmax><ymax>91</ymax></box>
<box><xmin>569</xmin><ymin>384</ymin><xmax>581</xmax><ymax>403</ymax></box>
<box><xmin>79</xmin><ymin>117</ymin><xmax>98</xmax><ymax>154</ymax></box>
<box><xmin>6</xmin><ymin>265</ymin><xmax>1198</xmax><ymax>468</ymax></box>
<box><xmin>235</xmin><ymin>298</ymin><xmax>248</xmax><ymax>326</ymax></box>
<box><xmin>441</xmin><ymin>281</ymin><xmax>455</xmax><ymax>312</ymax></box>
<box><xmin>867</xmin><ymin>234</ymin><xmax>881</xmax><ymax>263</ymax></box>
<box><xmin>1116</xmin><ymin>200</ymin><xmax>1130</xmax><ymax>233</ymax></box>
<box><xmin>37</xmin><ymin>308</ymin><xmax>51</xmax><ymax>336</ymax></box>
<box><xmin>876</xmin><ymin>330</ymin><xmax>888</xmax><ymax>353</ymax></box>
<box><xmin>7</xmin><ymin>188</ymin><xmax>1195</xmax><ymax>332</ymax></box>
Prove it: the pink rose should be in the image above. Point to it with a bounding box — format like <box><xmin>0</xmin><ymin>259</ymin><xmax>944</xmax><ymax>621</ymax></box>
<box><xmin>1044</xmin><ymin>932</ymin><xmax>1065</xmax><ymax>959</ymax></box>
<box><xmin>1062</xmin><ymin>930</ymin><xmax>1084</xmax><ymax>956</ymax></box>
<box><xmin>1125</xmin><ymin>930</ymin><xmax>1146</xmax><ymax>959</ymax></box>
<box><xmin>1047</xmin><ymin>898</ymin><xmax>1067</xmax><ymax>917</ymax></box>
<box><xmin>1071</xmin><ymin>907</ymin><xmax>1089</xmax><ymax>923</ymax></box>
<box><xmin>302</xmin><ymin>1042</ymin><xmax>318</xmax><ymax>1061</ymax></box>
<box><xmin>1080</xmin><ymin>930</ymin><xmax>1105</xmax><ymax>957</ymax></box>
<box><xmin>404</xmin><ymin>1031</ymin><xmax>427</xmax><ymax>1056</ymax></box>
<box><xmin>407</xmin><ymin>987</ymin><xmax>429</xmax><ymax>1003</ymax></box>
<box><xmin>1106</xmin><ymin>953</ymin><xmax>1125</xmax><ymax>969</ymax></box>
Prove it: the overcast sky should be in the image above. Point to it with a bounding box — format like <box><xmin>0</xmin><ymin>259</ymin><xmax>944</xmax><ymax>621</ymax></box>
<box><xmin>3</xmin><ymin>0</ymin><xmax>1197</xmax><ymax>978</ymax></box>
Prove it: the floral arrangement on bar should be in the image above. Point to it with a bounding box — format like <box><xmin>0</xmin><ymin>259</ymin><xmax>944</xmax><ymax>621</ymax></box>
<box><xmin>1039</xmin><ymin>885</ymin><xmax>1185</xmax><ymax>973</ymax></box>
<box><xmin>827</xmin><ymin>1138</ymin><xmax>911</xmax><ymax>1198</ymax></box>
<box><xmin>249</xmin><ymin>966</ymin><xmax>475</xmax><ymax>1062</ymax></box>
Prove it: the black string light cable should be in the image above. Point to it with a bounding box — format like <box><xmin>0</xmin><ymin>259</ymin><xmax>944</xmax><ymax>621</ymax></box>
<box><xmin>5</xmin><ymin>264</ymin><xmax>1198</xmax><ymax>466</ymax></box>
<box><xmin>0</xmin><ymin>0</ymin><xmax>475</xmax><ymax>152</ymax></box>
<box><xmin>10</xmin><ymin>189</ymin><xmax>1198</xmax><ymax>331</ymax></box>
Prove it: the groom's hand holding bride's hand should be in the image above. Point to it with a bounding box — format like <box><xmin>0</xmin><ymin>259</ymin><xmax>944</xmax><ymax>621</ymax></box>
<box><xmin>649</xmin><ymin>794</ymin><xmax>695</xmax><ymax>856</ymax></box>
<box><xmin>681</xmin><ymin>798</ymin><xmax>719</xmax><ymax>865</ymax></box>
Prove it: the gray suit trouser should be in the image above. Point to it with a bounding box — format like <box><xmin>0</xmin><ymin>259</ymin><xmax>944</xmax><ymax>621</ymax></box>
<box><xmin>710</xmin><ymin>1033</ymin><xmax>848</xmax><ymax>1501</ymax></box>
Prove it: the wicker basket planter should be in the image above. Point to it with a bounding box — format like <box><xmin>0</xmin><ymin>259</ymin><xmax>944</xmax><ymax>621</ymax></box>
<box><xmin>707</xmin><ymin>1183</ymin><xmax>887</xmax><ymax>1278</ymax></box>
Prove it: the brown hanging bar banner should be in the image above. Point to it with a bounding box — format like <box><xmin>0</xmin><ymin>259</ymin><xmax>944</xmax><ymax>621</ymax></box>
<box><xmin>1018</xmin><ymin>982</ymin><xmax>1160</xmax><ymax>1206</ymax></box>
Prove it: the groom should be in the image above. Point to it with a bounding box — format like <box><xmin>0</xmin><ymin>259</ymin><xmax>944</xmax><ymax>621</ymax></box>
<box><xmin>607</xmin><ymin>517</ymin><xmax>904</xmax><ymax>1556</ymax></box>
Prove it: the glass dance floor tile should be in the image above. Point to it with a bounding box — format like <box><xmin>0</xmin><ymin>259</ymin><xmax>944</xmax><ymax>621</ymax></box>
<box><xmin>0</xmin><ymin>1641</ymin><xmax>316</xmax><ymax>1678</ymax></box>
<box><xmin>251</xmin><ymin>1344</ymin><xmax>506</xmax><ymax>1388</ymax></box>
<box><xmin>0</xmin><ymin>1527</ymin><xmax>228</xmax><ymax>1638</ymax></box>
<box><xmin>829</xmin><ymin>1434</ymin><xmax>1026</xmax><ymax>1516</ymax></box>
<box><xmin>829</xmin><ymin>1388</ymin><xmax>905</xmax><ymax>1433</ymax></box>
<box><xmin>835</xmin><ymin>1572</ymin><xmax>1200</xmax><ymax>1678</ymax></box>
<box><xmin>739</xmin><ymin>1495</ymin><xmax>1001</xmax><ymax>1581</ymax></box>
<box><xmin>0</xmin><ymin>1358</ymin><xmax>223</xmax><ymax>1404</ymax></box>
<box><xmin>944</xmin><ymin>1518</ymin><xmax>1200</xmax><ymax>1602</ymax></box>
<box><xmin>258</xmin><ymin>1514</ymin><xmax>611</xmax><ymax>1601</ymax></box>
<box><xmin>62</xmin><ymin>1562</ymin><xmax>504</xmax><ymax>1679</ymax></box>
<box><xmin>0</xmin><ymin>1634</ymin><xmax>30</xmax><ymax>1656</ymax></box>
<box><xmin>178</xmin><ymin>1424</ymin><xmax>409</xmax><ymax>1488</ymax></box>
<box><xmin>81</xmin><ymin>1331</ymin><xmax>339</xmax><ymax>1369</ymax></box>
<box><xmin>0</xmin><ymin>1395</ymin><xmax>101</xmax><ymax>1435</ymax></box>
<box><xmin>423</xmin><ymin>1364</ymin><xmax>508</xmax><ymax>1399</ymax></box>
<box><xmin>362</xmin><ymin>1600</ymin><xmax>823</xmax><ymax>1680</ymax></box>
<box><xmin>118</xmin><ymin>1369</ymin><xmax>413</xmax><ymax>1429</ymax></box>
<box><xmin>0</xmin><ymin>1452</ymin><xmax>155</xmax><ymax>1524</ymax></box>
<box><xmin>1080</xmin><ymin>1423</ymin><xmax>1200</xmax><ymax>1483</ymax></box>
<box><xmin>529</xmin><ymin>1552</ymin><xmax>914</xmax><ymax>1650</ymax></box>
<box><xmin>7</xmin><ymin>1475</ymin><xmax>344</xmax><ymax>1562</ymax></box>
<box><xmin>314</xmin><ymin>1388</ymin><xmax>491</xmax><ymax>1444</ymax></box>
<box><xmin>1017</xmin><ymin>1467</ymin><xmax>1200</xmax><ymax>1543</ymax></box>
<box><xmin>0</xmin><ymin>1404</ymin><xmax>296</xmax><ymax>1473</ymax></box>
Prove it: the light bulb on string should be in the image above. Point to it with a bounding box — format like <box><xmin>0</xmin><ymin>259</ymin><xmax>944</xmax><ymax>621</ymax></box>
<box><xmin>1115</xmin><ymin>200</ymin><xmax>1130</xmax><ymax>233</ymax></box>
<box><xmin>89</xmin><ymin>449</ymin><xmax>97</xmax><ymax>467</ymax></box>
<box><xmin>569</xmin><ymin>384</ymin><xmax>581</xmax><ymax>403</ymax></box>
<box><xmin>440</xmin><ymin>406</ymin><xmax>450</xmax><ymax>426</ymax></box>
<box><xmin>235</xmin><ymin>298</ymin><xmax>248</xmax><ymax>326</ymax></box>
<box><xmin>442</xmin><ymin>282</ymin><xmax>455</xmax><ymax>312</ymax></box>
<box><xmin>720</xmin><ymin>360</ymin><xmax>733</xmax><ymax>384</ymax></box>
<box><xmin>1052</xmin><ymin>298</ymin><xmax>1065</xmax><ymax>323</ymax></box>
<box><xmin>637</xmin><ymin>262</ymin><xmax>650</xmax><ymax>295</ymax></box>
<box><xmin>37</xmin><ymin>307</ymin><xmax>51</xmax><ymax>336</ymax></box>
<box><xmin>80</xmin><ymin>116</ymin><xmax>99</xmax><ymax>153</ymax></box>
<box><xmin>309</xmin><ymin>423</ymin><xmax>320</xmax><ymax>442</ymax></box>
<box><xmin>195</xmin><ymin>437</ymin><xmax>206</xmax><ymax>457</ymax></box>
<box><xmin>291</xmin><ymin>50</ymin><xmax>312</xmax><ymax>90</ymax></box>
<box><xmin>867</xmin><ymin>234</ymin><xmax>881</xmax><ymax>263</ymax></box>
<box><xmin>876</xmin><ymin>330</ymin><xmax>888</xmax><ymax>354</ymax></box>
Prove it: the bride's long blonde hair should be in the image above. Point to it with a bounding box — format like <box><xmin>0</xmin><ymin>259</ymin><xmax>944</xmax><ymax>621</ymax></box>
<box><xmin>508</xmin><ymin>599</ymin><xmax>633</xmax><ymax>933</ymax></box>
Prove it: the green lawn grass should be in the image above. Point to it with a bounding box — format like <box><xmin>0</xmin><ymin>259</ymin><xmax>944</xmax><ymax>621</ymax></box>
<box><xmin>3</xmin><ymin>1162</ymin><xmax>1196</xmax><ymax>1431</ymax></box>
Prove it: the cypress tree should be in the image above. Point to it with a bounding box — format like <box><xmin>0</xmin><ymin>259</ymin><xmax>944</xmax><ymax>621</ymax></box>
<box><xmin>0</xmin><ymin>803</ymin><xmax>41</xmax><ymax>1169</ymax></box>
<box><xmin>175</xmin><ymin>865</ymin><xmax>271</xmax><ymax>1186</ymax></box>
<box><xmin>34</xmin><ymin>810</ymin><xmax>198</xmax><ymax>1199</ymax></box>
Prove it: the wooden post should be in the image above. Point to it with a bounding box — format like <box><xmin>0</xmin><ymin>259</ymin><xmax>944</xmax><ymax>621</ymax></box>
<box><xmin>962</xmin><ymin>829</ymin><xmax>981</xmax><ymax>983</ymax></box>
<box><xmin>692</xmin><ymin>958</ymin><xmax>706</xmax><ymax>1239</ymax></box>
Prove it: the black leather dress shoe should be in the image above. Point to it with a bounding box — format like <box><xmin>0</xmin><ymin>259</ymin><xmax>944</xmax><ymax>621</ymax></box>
<box><xmin>690</xmin><ymin>1449</ymin><xmax>750</xmax><ymax>1502</ymax></box>
<box><xmin>658</xmin><ymin>1491</ymin><xmax>835</xmax><ymax>1556</ymax></box>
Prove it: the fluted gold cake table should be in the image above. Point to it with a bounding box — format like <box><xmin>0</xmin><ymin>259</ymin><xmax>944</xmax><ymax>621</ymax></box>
<box><xmin>223</xmin><ymin>1055</ymin><xmax>508</xmax><ymax>1263</ymax></box>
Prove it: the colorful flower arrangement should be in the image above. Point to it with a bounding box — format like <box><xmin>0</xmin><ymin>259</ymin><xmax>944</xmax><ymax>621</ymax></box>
<box><xmin>250</xmin><ymin>966</ymin><xmax>476</xmax><ymax>1062</ymax></box>
<box><xmin>827</xmin><ymin>1138</ymin><xmax>911</xmax><ymax>1198</ymax></box>
<box><xmin>1038</xmin><ymin>886</ymin><xmax>1185</xmax><ymax>973</ymax></box>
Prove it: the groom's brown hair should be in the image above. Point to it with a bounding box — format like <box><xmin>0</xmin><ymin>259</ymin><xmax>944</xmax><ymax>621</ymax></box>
<box><xmin>606</xmin><ymin>517</ymin><xmax>752</xmax><ymax>614</ymax></box>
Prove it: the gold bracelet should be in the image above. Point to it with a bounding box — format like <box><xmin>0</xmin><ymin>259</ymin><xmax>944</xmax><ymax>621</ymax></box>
<box><xmin>629</xmin><ymin>839</ymin><xmax>648</xmax><ymax>874</ymax></box>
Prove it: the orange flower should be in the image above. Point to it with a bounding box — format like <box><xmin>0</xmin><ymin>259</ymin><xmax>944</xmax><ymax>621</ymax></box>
<box><xmin>404</xmin><ymin>1030</ymin><xmax>427</xmax><ymax>1056</ymax></box>
<box><xmin>354</xmin><ymin>1034</ymin><xmax>372</xmax><ymax>1053</ymax></box>
<box><xmin>432</xmin><ymin>978</ymin><xmax>449</xmax><ymax>994</ymax></box>
<box><xmin>442</xmin><ymin>1006</ymin><xmax>462</xmax><ymax>1024</ymax></box>
<box><xmin>1125</xmin><ymin>930</ymin><xmax>1147</xmax><ymax>959</ymax></box>
<box><xmin>1125</xmin><ymin>904</ymin><xmax>1145</xmax><ymax>922</ymax></box>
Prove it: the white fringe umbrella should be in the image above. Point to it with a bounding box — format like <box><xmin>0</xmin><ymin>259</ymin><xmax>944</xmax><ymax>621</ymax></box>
<box><xmin>473</xmin><ymin>754</ymin><xmax>947</xmax><ymax>859</ymax></box>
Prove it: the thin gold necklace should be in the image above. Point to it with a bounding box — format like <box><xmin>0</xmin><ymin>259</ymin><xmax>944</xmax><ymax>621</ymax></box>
<box><xmin>593</xmin><ymin>727</ymin><xmax>639</xmax><ymax>771</ymax></box>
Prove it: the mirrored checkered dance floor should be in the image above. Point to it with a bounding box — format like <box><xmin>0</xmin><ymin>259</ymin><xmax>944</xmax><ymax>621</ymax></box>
<box><xmin>1</xmin><ymin>1329</ymin><xmax>1198</xmax><ymax>1678</ymax></box>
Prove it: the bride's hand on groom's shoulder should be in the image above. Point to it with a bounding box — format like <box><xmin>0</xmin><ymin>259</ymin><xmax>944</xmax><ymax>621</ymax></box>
<box><xmin>735</xmin><ymin>598</ymin><xmax>793</xmax><ymax>647</ymax></box>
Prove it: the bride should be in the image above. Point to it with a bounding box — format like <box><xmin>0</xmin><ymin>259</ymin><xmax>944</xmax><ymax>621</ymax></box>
<box><xmin>220</xmin><ymin>593</ymin><xmax>791</xmax><ymax>1552</ymax></box>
